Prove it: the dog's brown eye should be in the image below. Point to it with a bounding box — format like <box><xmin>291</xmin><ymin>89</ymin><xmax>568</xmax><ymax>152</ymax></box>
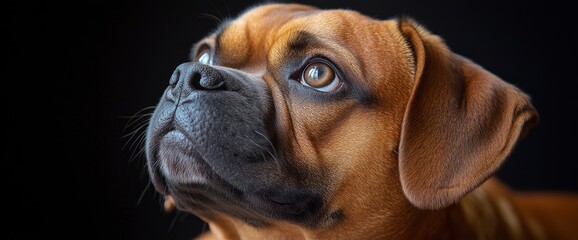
<box><xmin>301</xmin><ymin>62</ymin><xmax>341</xmax><ymax>92</ymax></box>
<box><xmin>196</xmin><ymin>48</ymin><xmax>212</xmax><ymax>65</ymax></box>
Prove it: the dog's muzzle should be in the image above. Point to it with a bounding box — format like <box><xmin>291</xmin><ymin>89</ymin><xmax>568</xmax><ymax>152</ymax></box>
<box><xmin>145</xmin><ymin>63</ymin><xmax>324</xmax><ymax>224</ymax></box>
<box><xmin>146</xmin><ymin>62</ymin><xmax>277</xmax><ymax>193</ymax></box>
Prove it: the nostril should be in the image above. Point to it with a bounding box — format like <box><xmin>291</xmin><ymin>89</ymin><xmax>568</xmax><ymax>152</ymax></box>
<box><xmin>190</xmin><ymin>70</ymin><xmax>226</xmax><ymax>91</ymax></box>
<box><xmin>190</xmin><ymin>72</ymin><xmax>202</xmax><ymax>90</ymax></box>
<box><xmin>169</xmin><ymin>69</ymin><xmax>181</xmax><ymax>86</ymax></box>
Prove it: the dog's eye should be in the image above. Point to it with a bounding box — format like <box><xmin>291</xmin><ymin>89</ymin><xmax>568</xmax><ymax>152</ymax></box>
<box><xmin>196</xmin><ymin>48</ymin><xmax>212</xmax><ymax>65</ymax></box>
<box><xmin>300</xmin><ymin>62</ymin><xmax>341</xmax><ymax>92</ymax></box>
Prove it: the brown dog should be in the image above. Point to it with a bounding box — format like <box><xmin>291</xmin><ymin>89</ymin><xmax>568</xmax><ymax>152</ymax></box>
<box><xmin>145</xmin><ymin>3</ymin><xmax>578</xmax><ymax>239</ymax></box>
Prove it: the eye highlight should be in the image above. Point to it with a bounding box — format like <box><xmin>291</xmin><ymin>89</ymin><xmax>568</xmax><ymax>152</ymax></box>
<box><xmin>300</xmin><ymin>62</ymin><xmax>341</xmax><ymax>92</ymax></box>
<box><xmin>196</xmin><ymin>48</ymin><xmax>212</xmax><ymax>65</ymax></box>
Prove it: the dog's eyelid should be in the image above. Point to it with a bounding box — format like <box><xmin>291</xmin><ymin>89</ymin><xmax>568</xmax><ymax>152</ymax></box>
<box><xmin>299</xmin><ymin>60</ymin><xmax>342</xmax><ymax>93</ymax></box>
<box><xmin>195</xmin><ymin>45</ymin><xmax>213</xmax><ymax>65</ymax></box>
<box><xmin>191</xmin><ymin>42</ymin><xmax>210</xmax><ymax>60</ymax></box>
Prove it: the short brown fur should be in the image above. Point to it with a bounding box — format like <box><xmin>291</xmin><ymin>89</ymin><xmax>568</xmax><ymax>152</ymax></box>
<box><xmin>162</xmin><ymin>4</ymin><xmax>578</xmax><ymax>240</ymax></box>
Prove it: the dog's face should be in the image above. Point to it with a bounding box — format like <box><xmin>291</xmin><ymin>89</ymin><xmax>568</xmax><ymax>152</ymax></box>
<box><xmin>146</xmin><ymin>3</ymin><xmax>537</xmax><ymax>231</ymax></box>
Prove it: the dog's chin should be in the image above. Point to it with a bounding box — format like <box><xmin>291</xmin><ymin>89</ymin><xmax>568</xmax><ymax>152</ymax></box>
<box><xmin>148</xmin><ymin>130</ymin><xmax>325</xmax><ymax>226</ymax></box>
<box><xmin>157</xmin><ymin>131</ymin><xmax>209</xmax><ymax>185</ymax></box>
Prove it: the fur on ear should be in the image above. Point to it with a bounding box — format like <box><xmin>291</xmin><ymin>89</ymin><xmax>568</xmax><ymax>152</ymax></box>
<box><xmin>397</xmin><ymin>18</ymin><xmax>539</xmax><ymax>209</ymax></box>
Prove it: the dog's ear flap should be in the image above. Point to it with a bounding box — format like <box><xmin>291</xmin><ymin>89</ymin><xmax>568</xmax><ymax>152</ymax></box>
<box><xmin>397</xmin><ymin>18</ymin><xmax>539</xmax><ymax>209</ymax></box>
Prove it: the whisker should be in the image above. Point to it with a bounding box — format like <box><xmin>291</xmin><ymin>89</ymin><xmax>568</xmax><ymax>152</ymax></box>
<box><xmin>119</xmin><ymin>109</ymin><xmax>153</xmax><ymax>121</ymax></box>
<box><xmin>141</xmin><ymin>160</ymin><xmax>152</xmax><ymax>179</ymax></box>
<box><xmin>129</xmin><ymin>125</ymin><xmax>149</xmax><ymax>152</ymax></box>
<box><xmin>244</xmin><ymin>133</ymin><xmax>281</xmax><ymax>172</ymax></box>
<box><xmin>201</xmin><ymin>221</ymin><xmax>208</xmax><ymax>235</ymax></box>
<box><xmin>137</xmin><ymin>141</ymin><xmax>162</xmax><ymax>181</ymax></box>
<box><xmin>168</xmin><ymin>210</ymin><xmax>181</xmax><ymax>232</ymax></box>
<box><xmin>253</xmin><ymin>130</ymin><xmax>281</xmax><ymax>171</ymax></box>
<box><xmin>208</xmin><ymin>0</ymin><xmax>226</xmax><ymax>22</ymax></box>
<box><xmin>122</xmin><ymin>120</ymin><xmax>149</xmax><ymax>139</ymax></box>
<box><xmin>122</xmin><ymin>122</ymin><xmax>150</xmax><ymax>152</ymax></box>
<box><xmin>119</xmin><ymin>105</ymin><xmax>155</xmax><ymax>133</ymax></box>
<box><xmin>158</xmin><ymin>193</ymin><xmax>166</xmax><ymax>212</ymax></box>
<box><xmin>120</xmin><ymin>107</ymin><xmax>154</xmax><ymax>162</ymax></box>
<box><xmin>150</xmin><ymin>142</ymin><xmax>163</xmax><ymax>170</ymax></box>
<box><xmin>119</xmin><ymin>106</ymin><xmax>157</xmax><ymax>119</ymax></box>
<box><xmin>128</xmin><ymin>131</ymin><xmax>149</xmax><ymax>164</ymax></box>
<box><xmin>119</xmin><ymin>105</ymin><xmax>155</xmax><ymax>124</ymax></box>
<box><xmin>199</xmin><ymin>13</ymin><xmax>223</xmax><ymax>24</ymax></box>
<box><xmin>223</xmin><ymin>0</ymin><xmax>231</xmax><ymax>19</ymax></box>
<box><xmin>122</xmin><ymin>113</ymin><xmax>153</xmax><ymax>133</ymax></box>
<box><xmin>254</xmin><ymin>130</ymin><xmax>279</xmax><ymax>160</ymax></box>
<box><xmin>178</xmin><ymin>211</ymin><xmax>189</xmax><ymax>222</ymax></box>
<box><xmin>137</xmin><ymin>181</ymin><xmax>151</xmax><ymax>206</ymax></box>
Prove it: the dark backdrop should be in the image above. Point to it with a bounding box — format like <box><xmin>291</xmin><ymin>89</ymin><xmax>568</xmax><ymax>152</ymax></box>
<box><xmin>7</xmin><ymin>0</ymin><xmax>577</xmax><ymax>239</ymax></box>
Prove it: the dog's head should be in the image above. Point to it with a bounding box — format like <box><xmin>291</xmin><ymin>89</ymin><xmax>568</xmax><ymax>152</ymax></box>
<box><xmin>145</xmin><ymin>3</ymin><xmax>538</xmax><ymax>230</ymax></box>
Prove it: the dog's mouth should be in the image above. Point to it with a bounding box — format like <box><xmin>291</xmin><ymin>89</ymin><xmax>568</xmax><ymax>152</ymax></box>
<box><xmin>148</xmin><ymin>128</ymin><xmax>323</xmax><ymax>225</ymax></box>
<box><xmin>149</xmin><ymin>129</ymin><xmax>248</xmax><ymax>218</ymax></box>
<box><xmin>155</xmin><ymin>130</ymin><xmax>213</xmax><ymax>189</ymax></box>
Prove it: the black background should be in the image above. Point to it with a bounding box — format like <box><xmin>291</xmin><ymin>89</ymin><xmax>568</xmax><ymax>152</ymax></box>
<box><xmin>6</xmin><ymin>0</ymin><xmax>577</xmax><ymax>239</ymax></box>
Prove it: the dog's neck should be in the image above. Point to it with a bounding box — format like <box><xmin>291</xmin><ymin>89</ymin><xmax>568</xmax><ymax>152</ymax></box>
<box><xmin>198</xmin><ymin>180</ymin><xmax>534</xmax><ymax>240</ymax></box>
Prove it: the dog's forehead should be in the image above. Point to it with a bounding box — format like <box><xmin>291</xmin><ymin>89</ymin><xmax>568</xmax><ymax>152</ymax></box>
<box><xmin>207</xmin><ymin>3</ymin><xmax>413</xmax><ymax>94</ymax></box>
<box><xmin>215</xmin><ymin>4</ymin><xmax>397</xmax><ymax>66</ymax></box>
<box><xmin>232</xmin><ymin>4</ymin><xmax>373</xmax><ymax>35</ymax></box>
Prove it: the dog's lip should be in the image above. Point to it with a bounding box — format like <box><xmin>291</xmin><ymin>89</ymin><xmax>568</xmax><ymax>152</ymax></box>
<box><xmin>150</xmin><ymin>130</ymin><xmax>237</xmax><ymax>205</ymax></box>
<box><xmin>265</xmin><ymin>197</ymin><xmax>309</xmax><ymax>215</ymax></box>
<box><xmin>156</xmin><ymin>130</ymin><xmax>209</xmax><ymax>183</ymax></box>
<box><xmin>245</xmin><ymin>188</ymin><xmax>323</xmax><ymax>218</ymax></box>
<box><xmin>160</xmin><ymin>130</ymin><xmax>190</xmax><ymax>150</ymax></box>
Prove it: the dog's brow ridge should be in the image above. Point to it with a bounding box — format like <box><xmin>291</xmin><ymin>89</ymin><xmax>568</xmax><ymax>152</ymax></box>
<box><xmin>287</xmin><ymin>31</ymin><xmax>319</xmax><ymax>53</ymax></box>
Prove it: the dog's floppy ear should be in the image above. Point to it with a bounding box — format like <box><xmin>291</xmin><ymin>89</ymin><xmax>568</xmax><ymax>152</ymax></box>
<box><xmin>397</xmin><ymin>18</ymin><xmax>539</xmax><ymax>209</ymax></box>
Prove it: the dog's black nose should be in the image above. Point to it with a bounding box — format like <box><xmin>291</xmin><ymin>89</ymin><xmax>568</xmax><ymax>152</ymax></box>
<box><xmin>168</xmin><ymin>63</ymin><xmax>226</xmax><ymax>98</ymax></box>
<box><xmin>189</xmin><ymin>65</ymin><xmax>226</xmax><ymax>91</ymax></box>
